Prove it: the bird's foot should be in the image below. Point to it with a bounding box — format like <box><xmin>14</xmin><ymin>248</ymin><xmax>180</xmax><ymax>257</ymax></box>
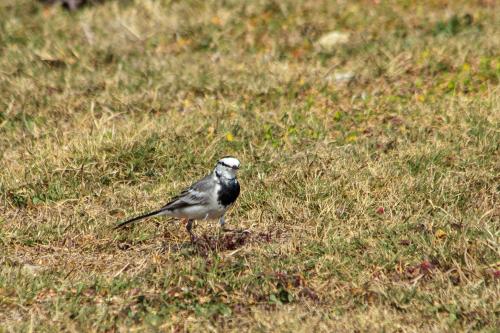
<box><xmin>189</xmin><ymin>234</ymin><xmax>198</xmax><ymax>243</ymax></box>
<box><xmin>184</xmin><ymin>219</ymin><xmax>198</xmax><ymax>243</ymax></box>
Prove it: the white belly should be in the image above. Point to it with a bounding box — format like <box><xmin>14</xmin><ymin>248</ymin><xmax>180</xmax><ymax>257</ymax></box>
<box><xmin>170</xmin><ymin>204</ymin><xmax>226</xmax><ymax>220</ymax></box>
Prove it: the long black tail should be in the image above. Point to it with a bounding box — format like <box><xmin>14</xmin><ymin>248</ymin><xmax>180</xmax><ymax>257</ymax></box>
<box><xmin>113</xmin><ymin>209</ymin><xmax>164</xmax><ymax>230</ymax></box>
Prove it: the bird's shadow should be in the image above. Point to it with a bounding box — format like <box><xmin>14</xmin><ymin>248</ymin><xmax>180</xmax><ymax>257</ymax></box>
<box><xmin>114</xmin><ymin>222</ymin><xmax>275</xmax><ymax>256</ymax></box>
<box><xmin>159</xmin><ymin>231</ymin><xmax>273</xmax><ymax>256</ymax></box>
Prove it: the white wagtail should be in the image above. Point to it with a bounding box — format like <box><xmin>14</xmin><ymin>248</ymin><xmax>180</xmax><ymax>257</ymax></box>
<box><xmin>114</xmin><ymin>156</ymin><xmax>241</xmax><ymax>241</ymax></box>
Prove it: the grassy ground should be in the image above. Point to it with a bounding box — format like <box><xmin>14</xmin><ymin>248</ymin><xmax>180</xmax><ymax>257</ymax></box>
<box><xmin>0</xmin><ymin>0</ymin><xmax>499</xmax><ymax>331</ymax></box>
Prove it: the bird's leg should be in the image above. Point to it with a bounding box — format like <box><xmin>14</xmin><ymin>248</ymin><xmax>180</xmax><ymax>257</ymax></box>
<box><xmin>219</xmin><ymin>216</ymin><xmax>226</xmax><ymax>229</ymax></box>
<box><xmin>185</xmin><ymin>219</ymin><xmax>196</xmax><ymax>242</ymax></box>
<box><xmin>219</xmin><ymin>216</ymin><xmax>234</xmax><ymax>232</ymax></box>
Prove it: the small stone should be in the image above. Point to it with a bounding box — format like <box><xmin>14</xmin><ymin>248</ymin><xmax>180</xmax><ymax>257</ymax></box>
<box><xmin>333</xmin><ymin>72</ymin><xmax>355</xmax><ymax>83</ymax></box>
<box><xmin>326</xmin><ymin>72</ymin><xmax>355</xmax><ymax>84</ymax></box>
<box><xmin>316</xmin><ymin>31</ymin><xmax>350</xmax><ymax>51</ymax></box>
<box><xmin>22</xmin><ymin>264</ymin><xmax>44</xmax><ymax>276</ymax></box>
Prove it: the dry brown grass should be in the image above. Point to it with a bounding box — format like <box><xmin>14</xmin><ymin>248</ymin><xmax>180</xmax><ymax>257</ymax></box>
<box><xmin>1</xmin><ymin>0</ymin><xmax>499</xmax><ymax>331</ymax></box>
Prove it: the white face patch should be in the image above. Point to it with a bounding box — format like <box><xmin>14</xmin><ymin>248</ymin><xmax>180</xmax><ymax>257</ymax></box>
<box><xmin>214</xmin><ymin>157</ymin><xmax>240</xmax><ymax>180</ymax></box>
<box><xmin>217</xmin><ymin>157</ymin><xmax>240</xmax><ymax>169</ymax></box>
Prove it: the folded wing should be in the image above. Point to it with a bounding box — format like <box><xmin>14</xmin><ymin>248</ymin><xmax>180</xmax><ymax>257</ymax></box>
<box><xmin>161</xmin><ymin>174</ymin><xmax>213</xmax><ymax>211</ymax></box>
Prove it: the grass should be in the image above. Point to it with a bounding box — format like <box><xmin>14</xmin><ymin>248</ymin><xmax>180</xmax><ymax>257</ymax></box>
<box><xmin>0</xmin><ymin>0</ymin><xmax>499</xmax><ymax>331</ymax></box>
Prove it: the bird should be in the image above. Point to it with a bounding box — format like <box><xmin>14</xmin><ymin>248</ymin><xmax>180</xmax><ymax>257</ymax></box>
<box><xmin>114</xmin><ymin>156</ymin><xmax>241</xmax><ymax>241</ymax></box>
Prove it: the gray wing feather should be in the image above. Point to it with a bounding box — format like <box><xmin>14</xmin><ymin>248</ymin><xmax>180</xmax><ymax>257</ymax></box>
<box><xmin>160</xmin><ymin>174</ymin><xmax>214</xmax><ymax>211</ymax></box>
<box><xmin>188</xmin><ymin>173</ymin><xmax>215</xmax><ymax>193</ymax></box>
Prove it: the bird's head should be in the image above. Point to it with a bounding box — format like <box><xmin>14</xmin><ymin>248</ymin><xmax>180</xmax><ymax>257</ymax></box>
<box><xmin>214</xmin><ymin>156</ymin><xmax>240</xmax><ymax>180</ymax></box>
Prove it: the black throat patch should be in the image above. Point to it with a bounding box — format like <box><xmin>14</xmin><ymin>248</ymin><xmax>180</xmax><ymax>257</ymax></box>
<box><xmin>217</xmin><ymin>178</ymin><xmax>240</xmax><ymax>207</ymax></box>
